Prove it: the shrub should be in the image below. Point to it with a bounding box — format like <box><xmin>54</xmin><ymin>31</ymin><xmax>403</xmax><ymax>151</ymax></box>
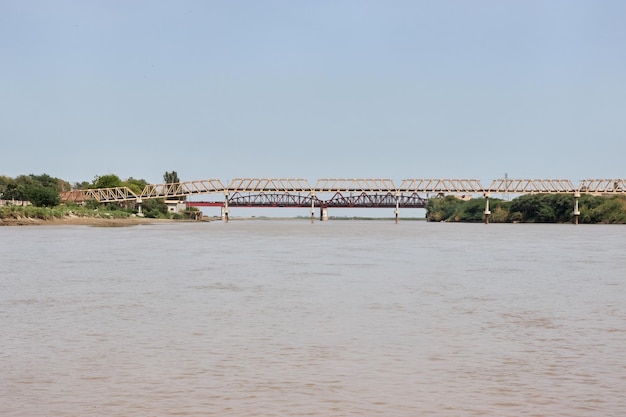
<box><xmin>26</xmin><ymin>186</ymin><xmax>60</xmax><ymax>207</ymax></box>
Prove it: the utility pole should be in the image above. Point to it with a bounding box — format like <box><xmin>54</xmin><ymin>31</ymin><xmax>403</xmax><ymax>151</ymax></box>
<box><xmin>504</xmin><ymin>172</ymin><xmax>509</xmax><ymax>201</ymax></box>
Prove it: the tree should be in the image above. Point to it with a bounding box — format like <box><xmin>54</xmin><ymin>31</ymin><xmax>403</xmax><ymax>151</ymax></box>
<box><xmin>0</xmin><ymin>176</ymin><xmax>15</xmax><ymax>199</ymax></box>
<box><xmin>5</xmin><ymin>175</ymin><xmax>36</xmax><ymax>201</ymax></box>
<box><xmin>124</xmin><ymin>177</ymin><xmax>148</xmax><ymax>194</ymax></box>
<box><xmin>163</xmin><ymin>170</ymin><xmax>185</xmax><ymax>201</ymax></box>
<box><xmin>26</xmin><ymin>185</ymin><xmax>60</xmax><ymax>207</ymax></box>
<box><xmin>163</xmin><ymin>171</ymin><xmax>180</xmax><ymax>184</ymax></box>
<box><xmin>90</xmin><ymin>174</ymin><xmax>123</xmax><ymax>189</ymax></box>
<box><xmin>29</xmin><ymin>173</ymin><xmax>70</xmax><ymax>192</ymax></box>
<box><xmin>73</xmin><ymin>181</ymin><xmax>90</xmax><ymax>190</ymax></box>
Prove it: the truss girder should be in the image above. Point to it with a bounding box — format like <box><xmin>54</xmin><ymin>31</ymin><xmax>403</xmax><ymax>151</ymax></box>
<box><xmin>228</xmin><ymin>192</ymin><xmax>315</xmax><ymax>207</ymax></box>
<box><xmin>141</xmin><ymin>179</ymin><xmax>226</xmax><ymax>199</ymax></box>
<box><xmin>226</xmin><ymin>178</ymin><xmax>313</xmax><ymax>192</ymax></box>
<box><xmin>398</xmin><ymin>179</ymin><xmax>484</xmax><ymax>193</ymax></box>
<box><xmin>324</xmin><ymin>192</ymin><xmax>426</xmax><ymax>208</ymax></box>
<box><xmin>78</xmin><ymin>187</ymin><xmax>139</xmax><ymax>202</ymax></box>
<box><xmin>314</xmin><ymin>178</ymin><xmax>396</xmax><ymax>192</ymax></box>
<box><xmin>487</xmin><ymin>179</ymin><xmax>576</xmax><ymax>194</ymax></box>
<box><xmin>578</xmin><ymin>179</ymin><xmax>626</xmax><ymax>194</ymax></box>
<box><xmin>60</xmin><ymin>190</ymin><xmax>86</xmax><ymax>203</ymax></box>
<box><xmin>398</xmin><ymin>193</ymin><xmax>429</xmax><ymax>208</ymax></box>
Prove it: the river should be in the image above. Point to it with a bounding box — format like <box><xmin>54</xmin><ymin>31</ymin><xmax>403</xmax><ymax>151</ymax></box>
<box><xmin>1</xmin><ymin>220</ymin><xmax>625</xmax><ymax>416</ymax></box>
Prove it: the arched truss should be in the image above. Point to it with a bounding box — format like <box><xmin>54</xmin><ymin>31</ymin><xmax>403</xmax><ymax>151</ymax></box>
<box><xmin>324</xmin><ymin>192</ymin><xmax>427</xmax><ymax>208</ymax></box>
<box><xmin>226</xmin><ymin>191</ymin><xmax>427</xmax><ymax>208</ymax></box>
<box><xmin>228</xmin><ymin>192</ymin><xmax>315</xmax><ymax>207</ymax></box>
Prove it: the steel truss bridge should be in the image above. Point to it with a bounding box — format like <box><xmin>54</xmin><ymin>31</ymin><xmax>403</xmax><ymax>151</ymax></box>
<box><xmin>59</xmin><ymin>178</ymin><xmax>625</xmax><ymax>222</ymax></box>
<box><xmin>60</xmin><ymin>178</ymin><xmax>626</xmax><ymax>205</ymax></box>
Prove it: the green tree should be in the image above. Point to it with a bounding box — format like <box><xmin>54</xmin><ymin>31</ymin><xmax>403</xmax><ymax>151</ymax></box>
<box><xmin>163</xmin><ymin>171</ymin><xmax>185</xmax><ymax>201</ymax></box>
<box><xmin>163</xmin><ymin>171</ymin><xmax>180</xmax><ymax>184</ymax></box>
<box><xmin>90</xmin><ymin>174</ymin><xmax>123</xmax><ymax>189</ymax></box>
<box><xmin>425</xmin><ymin>195</ymin><xmax>463</xmax><ymax>222</ymax></box>
<box><xmin>29</xmin><ymin>173</ymin><xmax>70</xmax><ymax>192</ymax></box>
<box><xmin>0</xmin><ymin>176</ymin><xmax>16</xmax><ymax>199</ymax></box>
<box><xmin>26</xmin><ymin>185</ymin><xmax>60</xmax><ymax>207</ymax></box>
<box><xmin>586</xmin><ymin>195</ymin><xmax>626</xmax><ymax>224</ymax></box>
<box><xmin>142</xmin><ymin>198</ymin><xmax>168</xmax><ymax>218</ymax></box>
<box><xmin>5</xmin><ymin>175</ymin><xmax>36</xmax><ymax>201</ymax></box>
<box><xmin>124</xmin><ymin>177</ymin><xmax>148</xmax><ymax>194</ymax></box>
<box><xmin>453</xmin><ymin>198</ymin><xmax>487</xmax><ymax>222</ymax></box>
<box><xmin>73</xmin><ymin>181</ymin><xmax>90</xmax><ymax>190</ymax></box>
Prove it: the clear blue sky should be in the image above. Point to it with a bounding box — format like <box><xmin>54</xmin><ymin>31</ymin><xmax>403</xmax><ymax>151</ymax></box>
<box><xmin>1</xmin><ymin>0</ymin><xmax>625</xmax><ymax>187</ymax></box>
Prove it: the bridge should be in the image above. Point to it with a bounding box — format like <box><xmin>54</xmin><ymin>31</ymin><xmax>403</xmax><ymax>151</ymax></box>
<box><xmin>60</xmin><ymin>178</ymin><xmax>626</xmax><ymax>224</ymax></box>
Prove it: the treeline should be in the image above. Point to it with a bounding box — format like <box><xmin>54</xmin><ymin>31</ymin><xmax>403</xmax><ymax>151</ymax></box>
<box><xmin>0</xmin><ymin>174</ymin><xmax>71</xmax><ymax>207</ymax></box>
<box><xmin>1</xmin><ymin>171</ymin><xmax>192</xmax><ymax>219</ymax></box>
<box><xmin>426</xmin><ymin>194</ymin><xmax>626</xmax><ymax>224</ymax></box>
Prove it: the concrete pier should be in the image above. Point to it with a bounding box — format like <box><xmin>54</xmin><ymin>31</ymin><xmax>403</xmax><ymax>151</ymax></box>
<box><xmin>320</xmin><ymin>207</ymin><xmax>328</xmax><ymax>221</ymax></box>
<box><xmin>483</xmin><ymin>193</ymin><xmax>491</xmax><ymax>224</ymax></box>
<box><xmin>573</xmin><ymin>192</ymin><xmax>581</xmax><ymax>225</ymax></box>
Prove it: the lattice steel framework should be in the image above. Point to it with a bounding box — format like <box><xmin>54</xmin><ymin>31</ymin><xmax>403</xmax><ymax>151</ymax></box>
<box><xmin>59</xmin><ymin>177</ymin><xmax>626</xmax><ymax>205</ymax></box>
<box><xmin>226</xmin><ymin>178</ymin><xmax>312</xmax><ymax>192</ymax></box>
<box><xmin>141</xmin><ymin>179</ymin><xmax>226</xmax><ymax>199</ymax></box>
<box><xmin>578</xmin><ymin>179</ymin><xmax>626</xmax><ymax>194</ymax></box>
<box><xmin>314</xmin><ymin>178</ymin><xmax>396</xmax><ymax>192</ymax></box>
<box><xmin>60</xmin><ymin>190</ymin><xmax>86</xmax><ymax>203</ymax></box>
<box><xmin>324</xmin><ymin>192</ymin><xmax>426</xmax><ymax>208</ymax></box>
<box><xmin>398</xmin><ymin>179</ymin><xmax>484</xmax><ymax>193</ymax></box>
<box><xmin>228</xmin><ymin>192</ymin><xmax>315</xmax><ymax>207</ymax></box>
<box><xmin>487</xmin><ymin>179</ymin><xmax>576</xmax><ymax>194</ymax></box>
<box><xmin>59</xmin><ymin>187</ymin><xmax>139</xmax><ymax>203</ymax></box>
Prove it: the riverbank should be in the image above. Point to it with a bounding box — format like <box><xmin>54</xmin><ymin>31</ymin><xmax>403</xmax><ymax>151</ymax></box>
<box><xmin>0</xmin><ymin>215</ymin><xmax>205</xmax><ymax>227</ymax></box>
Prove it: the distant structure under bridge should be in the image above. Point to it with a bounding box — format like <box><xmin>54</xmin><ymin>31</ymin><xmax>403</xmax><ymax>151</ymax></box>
<box><xmin>60</xmin><ymin>178</ymin><xmax>626</xmax><ymax>224</ymax></box>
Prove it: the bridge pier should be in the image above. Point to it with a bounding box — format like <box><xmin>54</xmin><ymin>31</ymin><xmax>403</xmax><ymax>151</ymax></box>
<box><xmin>222</xmin><ymin>193</ymin><xmax>229</xmax><ymax>223</ymax></box>
<box><xmin>311</xmin><ymin>193</ymin><xmax>315</xmax><ymax>223</ymax></box>
<box><xmin>483</xmin><ymin>193</ymin><xmax>491</xmax><ymax>224</ymax></box>
<box><xmin>320</xmin><ymin>207</ymin><xmax>328</xmax><ymax>221</ymax></box>
<box><xmin>573</xmin><ymin>192</ymin><xmax>580</xmax><ymax>225</ymax></box>
<box><xmin>136</xmin><ymin>199</ymin><xmax>144</xmax><ymax>217</ymax></box>
<box><xmin>395</xmin><ymin>199</ymin><xmax>399</xmax><ymax>224</ymax></box>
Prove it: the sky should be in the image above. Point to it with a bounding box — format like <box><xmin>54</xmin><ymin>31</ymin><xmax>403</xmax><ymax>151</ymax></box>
<box><xmin>1</xmin><ymin>0</ymin><xmax>625</xmax><ymax>188</ymax></box>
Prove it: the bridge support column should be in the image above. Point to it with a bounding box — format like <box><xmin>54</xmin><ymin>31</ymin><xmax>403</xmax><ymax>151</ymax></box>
<box><xmin>311</xmin><ymin>193</ymin><xmax>315</xmax><ymax>223</ymax></box>
<box><xmin>483</xmin><ymin>193</ymin><xmax>491</xmax><ymax>224</ymax></box>
<box><xmin>573</xmin><ymin>192</ymin><xmax>581</xmax><ymax>225</ymax></box>
<box><xmin>136</xmin><ymin>199</ymin><xmax>144</xmax><ymax>217</ymax></box>
<box><xmin>320</xmin><ymin>207</ymin><xmax>328</xmax><ymax>221</ymax></box>
<box><xmin>395</xmin><ymin>194</ymin><xmax>400</xmax><ymax>224</ymax></box>
<box><xmin>222</xmin><ymin>193</ymin><xmax>229</xmax><ymax>223</ymax></box>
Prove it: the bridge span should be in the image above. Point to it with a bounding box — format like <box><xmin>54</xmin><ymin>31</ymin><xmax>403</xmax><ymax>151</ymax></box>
<box><xmin>60</xmin><ymin>178</ymin><xmax>626</xmax><ymax>223</ymax></box>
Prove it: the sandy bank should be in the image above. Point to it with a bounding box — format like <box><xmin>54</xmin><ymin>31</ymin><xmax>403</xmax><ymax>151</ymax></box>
<box><xmin>0</xmin><ymin>216</ymin><xmax>205</xmax><ymax>227</ymax></box>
